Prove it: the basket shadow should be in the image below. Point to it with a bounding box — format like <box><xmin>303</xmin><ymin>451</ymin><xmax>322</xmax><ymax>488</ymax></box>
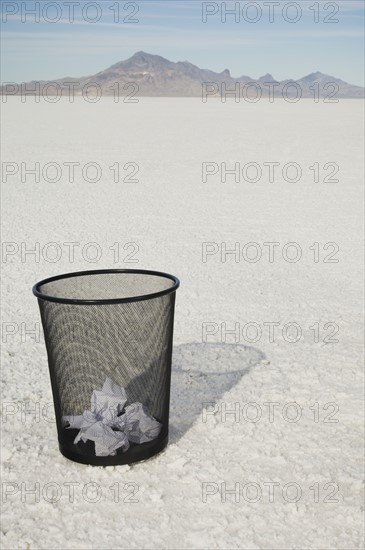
<box><xmin>169</xmin><ymin>342</ymin><xmax>266</xmax><ymax>444</ymax></box>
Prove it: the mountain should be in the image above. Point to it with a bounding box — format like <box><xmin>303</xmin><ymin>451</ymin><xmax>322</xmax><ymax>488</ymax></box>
<box><xmin>1</xmin><ymin>51</ymin><xmax>364</xmax><ymax>98</ymax></box>
<box><xmin>85</xmin><ymin>51</ymin><xmax>233</xmax><ymax>96</ymax></box>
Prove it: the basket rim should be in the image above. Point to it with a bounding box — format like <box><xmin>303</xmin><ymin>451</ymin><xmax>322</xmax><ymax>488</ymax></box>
<box><xmin>32</xmin><ymin>269</ymin><xmax>180</xmax><ymax>305</ymax></box>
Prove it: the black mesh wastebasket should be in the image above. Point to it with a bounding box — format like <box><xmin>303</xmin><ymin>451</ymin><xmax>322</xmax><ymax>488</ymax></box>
<box><xmin>32</xmin><ymin>269</ymin><xmax>180</xmax><ymax>466</ymax></box>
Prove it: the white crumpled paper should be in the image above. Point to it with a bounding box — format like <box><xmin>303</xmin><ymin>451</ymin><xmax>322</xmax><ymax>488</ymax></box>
<box><xmin>62</xmin><ymin>377</ymin><xmax>162</xmax><ymax>456</ymax></box>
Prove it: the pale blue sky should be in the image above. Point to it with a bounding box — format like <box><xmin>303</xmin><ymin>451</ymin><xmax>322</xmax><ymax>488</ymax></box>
<box><xmin>1</xmin><ymin>0</ymin><xmax>364</xmax><ymax>85</ymax></box>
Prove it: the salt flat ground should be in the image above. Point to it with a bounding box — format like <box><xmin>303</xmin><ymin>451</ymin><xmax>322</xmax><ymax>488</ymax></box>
<box><xmin>1</xmin><ymin>98</ymin><xmax>364</xmax><ymax>550</ymax></box>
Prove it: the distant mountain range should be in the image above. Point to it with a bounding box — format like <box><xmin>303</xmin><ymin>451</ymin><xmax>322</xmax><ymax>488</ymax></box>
<box><xmin>1</xmin><ymin>51</ymin><xmax>364</xmax><ymax>98</ymax></box>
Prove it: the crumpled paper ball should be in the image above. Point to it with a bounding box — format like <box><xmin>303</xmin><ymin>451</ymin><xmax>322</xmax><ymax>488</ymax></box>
<box><xmin>62</xmin><ymin>377</ymin><xmax>162</xmax><ymax>456</ymax></box>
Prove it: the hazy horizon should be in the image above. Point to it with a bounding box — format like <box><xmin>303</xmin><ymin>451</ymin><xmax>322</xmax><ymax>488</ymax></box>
<box><xmin>1</xmin><ymin>49</ymin><xmax>364</xmax><ymax>87</ymax></box>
